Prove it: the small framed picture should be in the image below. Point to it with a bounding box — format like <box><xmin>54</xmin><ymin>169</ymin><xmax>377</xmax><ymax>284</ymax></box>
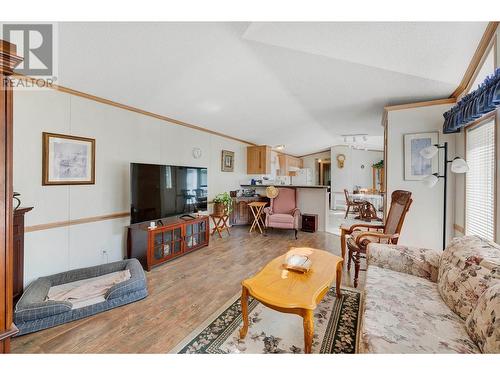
<box><xmin>221</xmin><ymin>150</ymin><xmax>234</xmax><ymax>172</ymax></box>
<box><xmin>404</xmin><ymin>132</ymin><xmax>438</xmax><ymax>181</ymax></box>
<box><xmin>42</xmin><ymin>132</ymin><xmax>96</xmax><ymax>185</ymax></box>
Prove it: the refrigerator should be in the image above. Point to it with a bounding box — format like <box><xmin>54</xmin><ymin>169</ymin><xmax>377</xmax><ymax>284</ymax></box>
<box><xmin>292</xmin><ymin>168</ymin><xmax>313</xmax><ymax>185</ymax></box>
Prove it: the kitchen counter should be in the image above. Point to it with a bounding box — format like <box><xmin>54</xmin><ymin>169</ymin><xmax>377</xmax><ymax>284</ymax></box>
<box><xmin>240</xmin><ymin>184</ymin><xmax>329</xmax><ymax>189</ymax></box>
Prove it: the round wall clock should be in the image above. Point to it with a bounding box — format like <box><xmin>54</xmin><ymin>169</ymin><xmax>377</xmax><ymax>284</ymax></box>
<box><xmin>192</xmin><ymin>147</ymin><xmax>202</xmax><ymax>159</ymax></box>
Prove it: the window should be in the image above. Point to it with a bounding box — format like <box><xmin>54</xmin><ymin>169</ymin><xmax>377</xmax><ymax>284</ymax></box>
<box><xmin>465</xmin><ymin>118</ymin><xmax>496</xmax><ymax>241</ymax></box>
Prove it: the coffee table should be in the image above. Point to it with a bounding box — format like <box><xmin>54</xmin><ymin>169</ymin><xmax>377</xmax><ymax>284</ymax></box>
<box><xmin>239</xmin><ymin>248</ymin><xmax>343</xmax><ymax>353</ymax></box>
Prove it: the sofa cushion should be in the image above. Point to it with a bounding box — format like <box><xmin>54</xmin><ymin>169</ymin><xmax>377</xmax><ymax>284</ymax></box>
<box><xmin>465</xmin><ymin>283</ymin><xmax>500</xmax><ymax>353</ymax></box>
<box><xmin>362</xmin><ymin>265</ymin><xmax>480</xmax><ymax>353</ymax></box>
<box><xmin>267</xmin><ymin>213</ymin><xmax>294</xmax><ymax>224</ymax></box>
<box><xmin>438</xmin><ymin>236</ymin><xmax>500</xmax><ymax>321</ymax></box>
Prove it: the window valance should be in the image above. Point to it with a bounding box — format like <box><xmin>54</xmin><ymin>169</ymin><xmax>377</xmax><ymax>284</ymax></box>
<box><xmin>443</xmin><ymin>68</ymin><xmax>500</xmax><ymax>133</ymax></box>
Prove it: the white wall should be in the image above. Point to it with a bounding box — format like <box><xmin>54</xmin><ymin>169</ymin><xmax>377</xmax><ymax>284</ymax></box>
<box><xmin>14</xmin><ymin>89</ymin><xmax>248</xmax><ymax>285</ymax></box>
<box><xmin>330</xmin><ymin>146</ymin><xmax>383</xmax><ymax>190</ymax></box>
<box><xmin>301</xmin><ymin>150</ymin><xmax>330</xmax><ymax>184</ymax></box>
<box><xmin>386</xmin><ymin>103</ymin><xmax>455</xmax><ymax>250</ymax></box>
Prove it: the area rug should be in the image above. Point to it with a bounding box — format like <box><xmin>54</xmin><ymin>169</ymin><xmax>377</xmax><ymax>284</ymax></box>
<box><xmin>172</xmin><ymin>286</ymin><xmax>363</xmax><ymax>354</ymax></box>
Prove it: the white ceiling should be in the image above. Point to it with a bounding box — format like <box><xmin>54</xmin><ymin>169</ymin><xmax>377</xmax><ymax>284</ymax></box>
<box><xmin>55</xmin><ymin>22</ymin><xmax>487</xmax><ymax>155</ymax></box>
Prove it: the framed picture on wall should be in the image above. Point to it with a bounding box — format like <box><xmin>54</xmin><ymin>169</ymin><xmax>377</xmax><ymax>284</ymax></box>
<box><xmin>221</xmin><ymin>150</ymin><xmax>234</xmax><ymax>172</ymax></box>
<box><xmin>42</xmin><ymin>132</ymin><xmax>96</xmax><ymax>185</ymax></box>
<box><xmin>403</xmin><ymin>132</ymin><xmax>438</xmax><ymax>181</ymax></box>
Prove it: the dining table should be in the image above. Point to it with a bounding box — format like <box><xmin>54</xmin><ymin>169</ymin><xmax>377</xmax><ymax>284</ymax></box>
<box><xmin>351</xmin><ymin>193</ymin><xmax>384</xmax><ymax>211</ymax></box>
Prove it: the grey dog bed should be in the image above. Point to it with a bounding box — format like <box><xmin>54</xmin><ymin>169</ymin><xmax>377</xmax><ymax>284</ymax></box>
<box><xmin>14</xmin><ymin>258</ymin><xmax>148</xmax><ymax>336</ymax></box>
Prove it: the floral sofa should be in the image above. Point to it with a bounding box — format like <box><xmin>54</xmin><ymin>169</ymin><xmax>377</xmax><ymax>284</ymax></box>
<box><xmin>360</xmin><ymin>235</ymin><xmax>499</xmax><ymax>353</ymax></box>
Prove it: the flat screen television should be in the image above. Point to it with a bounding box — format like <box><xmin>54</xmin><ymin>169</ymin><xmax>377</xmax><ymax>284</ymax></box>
<box><xmin>130</xmin><ymin>163</ymin><xmax>208</xmax><ymax>224</ymax></box>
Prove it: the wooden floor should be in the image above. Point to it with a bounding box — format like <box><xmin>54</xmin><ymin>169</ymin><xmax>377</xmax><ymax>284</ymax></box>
<box><xmin>11</xmin><ymin>226</ymin><xmax>365</xmax><ymax>353</ymax></box>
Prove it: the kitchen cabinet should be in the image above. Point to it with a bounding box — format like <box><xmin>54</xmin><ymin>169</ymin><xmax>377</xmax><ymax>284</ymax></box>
<box><xmin>278</xmin><ymin>154</ymin><xmax>303</xmax><ymax>176</ymax></box>
<box><xmin>247</xmin><ymin>146</ymin><xmax>271</xmax><ymax>174</ymax></box>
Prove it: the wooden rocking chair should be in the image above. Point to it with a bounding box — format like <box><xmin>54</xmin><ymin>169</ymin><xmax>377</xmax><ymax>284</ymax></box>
<box><xmin>342</xmin><ymin>190</ymin><xmax>413</xmax><ymax>287</ymax></box>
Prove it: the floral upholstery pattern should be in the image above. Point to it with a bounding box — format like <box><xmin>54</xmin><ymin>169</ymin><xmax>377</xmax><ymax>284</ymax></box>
<box><xmin>367</xmin><ymin>243</ymin><xmax>440</xmax><ymax>282</ymax></box>
<box><xmin>346</xmin><ymin>230</ymin><xmax>387</xmax><ymax>251</ymax></box>
<box><xmin>465</xmin><ymin>283</ymin><xmax>500</xmax><ymax>353</ymax></box>
<box><xmin>437</xmin><ymin>236</ymin><xmax>500</xmax><ymax>321</ymax></box>
<box><xmin>361</xmin><ymin>265</ymin><xmax>480</xmax><ymax>353</ymax></box>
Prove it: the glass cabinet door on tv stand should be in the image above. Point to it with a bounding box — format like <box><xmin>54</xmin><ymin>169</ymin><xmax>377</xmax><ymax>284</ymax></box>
<box><xmin>143</xmin><ymin>215</ymin><xmax>210</xmax><ymax>270</ymax></box>
<box><xmin>184</xmin><ymin>219</ymin><xmax>208</xmax><ymax>252</ymax></box>
<box><xmin>150</xmin><ymin>226</ymin><xmax>183</xmax><ymax>265</ymax></box>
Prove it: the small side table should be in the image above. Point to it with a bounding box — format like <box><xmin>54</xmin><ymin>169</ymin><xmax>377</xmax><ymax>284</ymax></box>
<box><xmin>210</xmin><ymin>214</ymin><xmax>230</xmax><ymax>238</ymax></box>
<box><xmin>247</xmin><ymin>201</ymin><xmax>267</xmax><ymax>234</ymax></box>
<box><xmin>301</xmin><ymin>213</ymin><xmax>318</xmax><ymax>233</ymax></box>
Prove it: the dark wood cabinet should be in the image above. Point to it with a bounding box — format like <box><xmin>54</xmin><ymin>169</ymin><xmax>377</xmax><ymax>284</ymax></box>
<box><xmin>12</xmin><ymin>207</ymin><xmax>33</xmax><ymax>304</ymax></box>
<box><xmin>1</xmin><ymin>40</ymin><xmax>23</xmax><ymax>353</ymax></box>
<box><xmin>301</xmin><ymin>213</ymin><xmax>318</xmax><ymax>233</ymax></box>
<box><xmin>127</xmin><ymin>215</ymin><xmax>209</xmax><ymax>271</ymax></box>
<box><xmin>230</xmin><ymin>197</ymin><xmax>268</xmax><ymax>226</ymax></box>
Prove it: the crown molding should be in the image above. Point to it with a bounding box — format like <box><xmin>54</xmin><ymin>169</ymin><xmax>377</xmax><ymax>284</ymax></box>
<box><xmin>0</xmin><ymin>40</ymin><xmax>23</xmax><ymax>75</ymax></box>
<box><xmin>451</xmin><ymin>22</ymin><xmax>499</xmax><ymax>98</ymax></box>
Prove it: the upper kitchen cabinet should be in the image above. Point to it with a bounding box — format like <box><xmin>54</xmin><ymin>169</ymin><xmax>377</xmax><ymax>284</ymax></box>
<box><xmin>247</xmin><ymin>145</ymin><xmax>271</xmax><ymax>174</ymax></box>
<box><xmin>278</xmin><ymin>154</ymin><xmax>303</xmax><ymax>176</ymax></box>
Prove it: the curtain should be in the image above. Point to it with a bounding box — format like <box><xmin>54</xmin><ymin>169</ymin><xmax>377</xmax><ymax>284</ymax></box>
<box><xmin>443</xmin><ymin>68</ymin><xmax>500</xmax><ymax>133</ymax></box>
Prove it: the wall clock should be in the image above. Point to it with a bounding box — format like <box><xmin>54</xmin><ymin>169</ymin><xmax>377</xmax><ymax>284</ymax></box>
<box><xmin>336</xmin><ymin>154</ymin><xmax>345</xmax><ymax>168</ymax></box>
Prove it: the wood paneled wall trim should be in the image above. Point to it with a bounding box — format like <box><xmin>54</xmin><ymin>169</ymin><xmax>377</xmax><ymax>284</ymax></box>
<box><xmin>454</xmin><ymin>224</ymin><xmax>465</xmax><ymax>234</ymax></box>
<box><xmin>384</xmin><ymin>98</ymin><xmax>456</xmax><ymax>112</ymax></box>
<box><xmin>12</xmin><ymin>74</ymin><xmax>320</xmax><ymax>160</ymax></box>
<box><xmin>298</xmin><ymin>148</ymin><xmax>331</xmax><ymax>158</ymax></box>
<box><xmin>381</xmin><ymin>97</ymin><xmax>456</xmax><ymax>128</ymax></box>
<box><xmin>13</xmin><ymin>74</ymin><xmax>257</xmax><ymax>147</ymax></box>
<box><xmin>451</xmin><ymin>22</ymin><xmax>499</xmax><ymax>98</ymax></box>
<box><xmin>25</xmin><ymin>212</ymin><xmax>130</xmax><ymax>233</ymax></box>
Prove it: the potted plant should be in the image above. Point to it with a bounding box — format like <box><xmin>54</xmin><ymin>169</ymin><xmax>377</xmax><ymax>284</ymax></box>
<box><xmin>213</xmin><ymin>192</ymin><xmax>233</xmax><ymax>216</ymax></box>
<box><xmin>372</xmin><ymin>160</ymin><xmax>384</xmax><ymax>169</ymax></box>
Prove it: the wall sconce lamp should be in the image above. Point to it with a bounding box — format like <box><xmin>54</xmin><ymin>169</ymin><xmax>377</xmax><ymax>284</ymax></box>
<box><xmin>420</xmin><ymin>142</ymin><xmax>468</xmax><ymax>249</ymax></box>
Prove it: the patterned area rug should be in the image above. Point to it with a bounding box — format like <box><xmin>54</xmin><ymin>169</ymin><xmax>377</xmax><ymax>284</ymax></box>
<box><xmin>172</xmin><ymin>286</ymin><xmax>363</xmax><ymax>354</ymax></box>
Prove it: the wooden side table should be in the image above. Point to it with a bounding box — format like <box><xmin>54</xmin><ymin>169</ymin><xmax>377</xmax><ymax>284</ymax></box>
<box><xmin>210</xmin><ymin>214</ymin><xmax>230</xmax><ymax>238</ymax></box>
<box><xmin>247</xmin><ymin>201</ymin><xmax>267</xmax><ymax>234</ymax></box>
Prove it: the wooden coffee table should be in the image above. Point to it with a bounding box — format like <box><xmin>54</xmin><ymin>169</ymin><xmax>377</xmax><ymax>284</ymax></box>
<box><xmin>239</xmin><ymin>248</ymin><xmax>343</xmax><ymax>353</ymax></box>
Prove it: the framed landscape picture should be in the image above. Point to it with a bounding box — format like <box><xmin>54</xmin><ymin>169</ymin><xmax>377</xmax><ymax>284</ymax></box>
<box><xmin>42</xmin><ymin>132</ymin><xmax>96</xmax><ymax>185</ymax></box>
<box><xmin>221</xmin><ymin>150</ymin><xmax>234</xmax><ymax>172</ymax></box>
<box><xmin>404</xmin><ymin>132</ymin><xmax>438</xmax><ymax>181</ymax></box>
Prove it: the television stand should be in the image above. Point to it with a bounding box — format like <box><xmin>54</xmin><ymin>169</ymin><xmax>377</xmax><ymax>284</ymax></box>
<box><xmin>127</xmin><ymin>215</ymin><xmax>209</xmax><ymax>271</ymax></box>
<box><xmin>179</xmin><ymin>214</ymin><xmax>196</xmax><ymax>220</ymax></box>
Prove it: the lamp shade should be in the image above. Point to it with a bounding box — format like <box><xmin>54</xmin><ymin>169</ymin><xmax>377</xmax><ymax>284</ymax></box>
<box><xmin>450</xmin><ymin>157</ymin><xmax>469</xmax><ymax>173</ymax></box>
<box><xmin>422</xmin><ymin>174</ymin><xmax>439</xmax><ymax>188</ymax></box>
<box><xmin>420</xmin><ymin>145</ymin><xmax>439</xmax><ymax>159</ymax></box>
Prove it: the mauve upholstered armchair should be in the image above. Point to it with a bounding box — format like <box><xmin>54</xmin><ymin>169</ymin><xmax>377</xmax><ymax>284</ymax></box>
<box><xmin>263</xmin><ymin>187</ymin><xmax>300</xmax><ymax>239</ymax></box>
